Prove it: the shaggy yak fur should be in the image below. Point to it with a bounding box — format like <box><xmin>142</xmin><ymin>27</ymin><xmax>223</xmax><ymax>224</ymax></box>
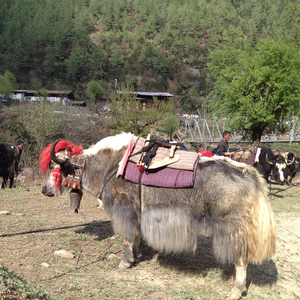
<box><xmin>40</xmin><ymin>133</ymin><xmax>276</xmax><ymax>300</ymax></box>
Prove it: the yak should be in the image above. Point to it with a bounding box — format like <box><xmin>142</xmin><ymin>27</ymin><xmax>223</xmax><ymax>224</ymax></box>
<box><xmin>251</xmin><ymin>147</ymin><xmax>289</xmax><ymax>184</ymax></box>
<box><xmin>284</xmin><ymin>156</ymin><xmax>300</xmax><ymax>185</ymax></box>
<box><xmin>211</xmin><ymin>146</ymin><xmax>289</xmax><ymax>184</ymax></box>
<box><xmin>0</xmin><ymin>142</ymin><xmax>15</xmax><ymax>188</ymax></box>
<box><xmin>276</xmin><ymin>152</ymin><xmax>298</xmax><ymax>185</ymax></box>
<box><xmin>40</xmin><ymin>133</ymin><xmax>276</xmax><ymax>300</ymax></box>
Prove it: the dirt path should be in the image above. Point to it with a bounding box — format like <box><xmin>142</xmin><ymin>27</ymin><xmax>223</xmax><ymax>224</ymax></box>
<box><xmin>0</xmin><ymin>181</ymin><xmax>300</xmax><ymax>299</ymax></box>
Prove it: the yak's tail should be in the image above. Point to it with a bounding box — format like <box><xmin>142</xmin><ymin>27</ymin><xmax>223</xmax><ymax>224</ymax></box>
<box><xmin>211</xmin><ymin>166</ymin><xmax>276</xmax><ymax>265</ymax></box>
<box><xmin>247</xmin><ymin>180</ymin><xmax>276</xmax><ymax>264</ymax></box>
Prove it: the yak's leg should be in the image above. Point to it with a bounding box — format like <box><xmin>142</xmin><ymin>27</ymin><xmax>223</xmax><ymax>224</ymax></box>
<box><xmin>119</xmin><ymin>239</ymin><xmax>135</xmax><ymax>269</ymax></box>
<box><xmin>1</xmin><ymin>179</ymin><xmax>6</xmax><ymax>189</ymax></box>
<box><xmin>9</xmin><ymin>177</ymin><xmax>14</xmax><ymax>189</ymax></box>
<box><xmin>133</xmin><ymin>230</ymin><xmax>142</xmax><ymax>263</ymax></box>
<box><xmin>228</xmin><ymin>258</ymin><xmax>247</xmax><ymax>300</ymax></box>
<box><xmin>97</xmin><ymin>198</ymin><xmax>104</xmax><ymax>210</ymax></box>
<box><xmin>119</xmin><ymin>229</ymin><xmax>142</xmax><ymax>269</ymax></box>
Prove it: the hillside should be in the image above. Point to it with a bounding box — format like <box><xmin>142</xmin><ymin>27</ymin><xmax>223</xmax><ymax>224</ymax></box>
<box><xmin>1</xmin><ymin>0</ymin><xmax>300</xmax><ymax>113</ymax></box>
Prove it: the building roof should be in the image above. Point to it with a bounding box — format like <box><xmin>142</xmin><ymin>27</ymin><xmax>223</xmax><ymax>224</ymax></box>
<box><xmin>136</xmin><ymin>92</ymin><xmax>173</xmax><ymax>97</ymax></box>
<box><xmin>13</xmin><ymin>90</ymin><xmax>72</xmax><ymax>95</ymax></box>
<box><xmin>117</xmin><ymin>91</ymin><xmax>173</xmax><ymax>97</ymax></box>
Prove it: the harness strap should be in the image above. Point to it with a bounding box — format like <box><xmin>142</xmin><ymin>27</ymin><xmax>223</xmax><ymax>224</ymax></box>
<box><xmin>97</xmin><ymin>169</ymin><xmax>143</xmax><ymax>213</ymax></box>
<box><xmin>138</xmin><ymin>169</ymin><xmax>143</xmax><ymax>211</ymax></box>
<box><xmin>235</xmin><ymin>149</ymin><xmax>246</xmax><ymax>162</ymax></box>
<box><xmin>97</xmin><ymin>170</ymin><xmax>118</xmax><ymax>200</ymax></box>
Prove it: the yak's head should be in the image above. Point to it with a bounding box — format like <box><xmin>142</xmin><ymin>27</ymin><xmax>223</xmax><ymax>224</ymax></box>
<box><xmin>39</xmin><ymin>140</ymin><xmax>83</xmax><ymax>197</ymax></box>
<box><xmin>294</xmin><ymin>157</ymin><xmax>300</xmax><ymax>172</ymax></box>
<box><xmin>270</xmin><ymin>153</ymin><xmax>295</xmax><ymax>183</ymax></box>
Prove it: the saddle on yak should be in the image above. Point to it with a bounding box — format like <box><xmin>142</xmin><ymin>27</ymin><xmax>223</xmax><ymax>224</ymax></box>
<box><xmin>232</xmin><ymin>147</ymin><xmax>258</xmax><ymax>166</ymax></box>
<box><xmin>120</xmin><ymin>136</ymin><xmax>199</xmax><ymax>188</ymax></box>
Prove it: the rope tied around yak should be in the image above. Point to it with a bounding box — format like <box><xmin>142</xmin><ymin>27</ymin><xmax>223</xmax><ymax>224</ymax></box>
<box><xmin>130</xmin><ymin>138</ymin><xmax>183</xmax><ymax>171</ymax></box>
<box><xmin>131</xmin><ymin>140</ymin><xmax>160</xmax><ymax>170</ymax></box>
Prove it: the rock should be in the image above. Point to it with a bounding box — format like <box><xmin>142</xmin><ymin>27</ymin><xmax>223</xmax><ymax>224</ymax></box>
<box><xmin>0</xmin><ymin>211</ymin><xmax>10</xmax><ymax>215</ymax></box>
<box><xmin>107</xmin><ymin>253</ymin><xmax>118</xmax><ymax>260</ymax></box>
<box><xmin>41</xmin><ymin>262</ymin><xmax>49</xmax><ymax>268</ymax></box>
<box><xmin>54</xmin><ymin>250</ymin><xmax>75</xmax><ymax>259</ymax></box>
<box><xmin>15</xmin><ymin>212</ymin><xmax>25</xmax><ymax>216</ymax></box>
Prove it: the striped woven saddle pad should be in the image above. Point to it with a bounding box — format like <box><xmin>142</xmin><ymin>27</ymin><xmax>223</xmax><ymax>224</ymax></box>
<box><xmin>124</xmin><ymin>138</ymin><xmax>199</xmax><ymax>188</ymax></box>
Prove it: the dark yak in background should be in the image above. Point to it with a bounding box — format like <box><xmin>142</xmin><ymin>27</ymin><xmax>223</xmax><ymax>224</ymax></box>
<box><xmin>276</xmin><ymin>152</ymin><xmax>299</xmax><ymax>185</ymax></box>
<box><xmin>223</xmin><ymin>146</ymin><xmax>289</xmax><ymax>184</ymax></box>
<box><xmin>252</xmin><ymin>147</ymin><xmax>289</xmax><ymax>183</ymax></box>
<box><xmin>0</xmin><ymin>142</ymin><xmax>15</xmax><ymax>188</ymax></box>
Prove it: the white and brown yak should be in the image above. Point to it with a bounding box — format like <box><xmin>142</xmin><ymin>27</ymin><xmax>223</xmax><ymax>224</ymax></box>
<box><xmin>40</xmin><ymin>132</ymin><xmax>276</xmax><ymax>300</ymax></box>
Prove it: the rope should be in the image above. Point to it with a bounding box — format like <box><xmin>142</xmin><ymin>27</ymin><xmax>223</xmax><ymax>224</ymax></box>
<box><xmin>97</xmin><ymin>170</ymin><xmax>118</xmax><ymax>200</ymax></box>
<box><xmin>0</xmin><ymin>221</ymin><xmax>110</xmax><ymax>238</ymax></box>
<box><xmin>131</xmin><ymin>139</ymin><xmax>176</xmax><ymax>170</ymax></box>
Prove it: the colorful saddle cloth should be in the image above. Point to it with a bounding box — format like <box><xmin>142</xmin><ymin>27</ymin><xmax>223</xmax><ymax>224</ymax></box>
<box><xmin>123</xmin><ymin>138</ymin><xmax>199</xmax><ymax>188</ymax></box>
<box><xmin>124</xmin><ymin>161</ymin><xmax>198</xmax><ymax>188</ymax></box>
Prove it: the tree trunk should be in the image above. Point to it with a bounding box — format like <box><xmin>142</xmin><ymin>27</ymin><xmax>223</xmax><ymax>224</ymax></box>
<box><xmin>251</xmin><ymin>126</ymin><xmax>265</xmax><ymax>147</ymax></box>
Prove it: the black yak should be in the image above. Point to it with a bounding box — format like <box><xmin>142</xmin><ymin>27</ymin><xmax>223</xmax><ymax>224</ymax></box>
<box><xmin>233</xmin><ymin>146</ymin><xmax>290</xmax><ymax>184</ymax></box>
<box><xmin>0</xmin><ymin>142</ymin><xmax>15</xmax><ymax>188</ymax></box>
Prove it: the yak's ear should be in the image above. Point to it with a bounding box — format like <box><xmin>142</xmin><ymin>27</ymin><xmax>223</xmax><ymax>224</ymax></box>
<box><xmin>60</xmin><ymin>161</ymin><xmax>79</xmax><ymax>177</ymax></box>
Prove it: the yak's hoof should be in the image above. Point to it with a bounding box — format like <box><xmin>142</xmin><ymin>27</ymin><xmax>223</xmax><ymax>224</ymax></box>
<box><xmin>134</xmin><ymin>257</ymin><xmax>141</xmax><ymax>263</ymax></box>
<box><xmin>228</xmin><ymin>287</ymin><xmax>242</xmax><ymax>300</ymax></box>
<box><xmin>119</xmin><ymin>260</ymin><xmax>132</xmax><ymax>269</ymax></box>
<box><xmin>134</xmin><ymin>254</ymin><xmax>142</xmax><ymax>263</ymax></box>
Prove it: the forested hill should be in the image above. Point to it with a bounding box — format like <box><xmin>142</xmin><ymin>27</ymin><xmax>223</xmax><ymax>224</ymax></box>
<box><xmin>1</xmin><ymin>0</ymin><xmax>300</xmax><ymax>111</ymax></box>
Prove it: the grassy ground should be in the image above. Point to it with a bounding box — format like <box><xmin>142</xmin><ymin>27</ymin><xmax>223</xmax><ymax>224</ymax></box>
<box><xmin>0</xmin><ymin>178</ymin><xmax>300</xmax><ymax>300</ymax></box>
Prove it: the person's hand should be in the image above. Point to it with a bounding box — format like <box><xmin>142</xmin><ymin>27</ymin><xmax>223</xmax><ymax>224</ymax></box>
<box><xmin>225</xmin><ymin>152</ymin><xmax>234</xmax><ymax>158</ymax></box>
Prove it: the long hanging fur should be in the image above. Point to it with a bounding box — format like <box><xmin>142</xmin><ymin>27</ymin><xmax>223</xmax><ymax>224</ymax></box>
<box><xmin>138</xmin><ymin>158</ymin><xmax>276</xmax><ymax>265</ymax></box>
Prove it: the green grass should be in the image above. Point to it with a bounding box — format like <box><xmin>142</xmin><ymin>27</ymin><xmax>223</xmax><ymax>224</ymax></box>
<box><xmin>264</xmin><ymin>142</ymin><xmax>300</xmax><ymax>157</ymax></box>
<box><xmin>270</xmin><ymin>184</ymin><xmax>300</xmax><ymax>213</ymax></box>
<box><xmin>0</xmin><ymin>266</ymin><xmax>58</xmax><ymax>300</ymax></box>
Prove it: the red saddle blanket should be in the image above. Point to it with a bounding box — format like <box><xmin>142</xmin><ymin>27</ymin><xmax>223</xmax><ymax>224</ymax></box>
<box><xmin>122</xmin><ymin>138</ymin><xmax>199</xmax><ymax>188</ymax></box>
<box><xmin>124</xmin><ymin>161</ymin><xmax>198</xmax><ymax>188</ymax></box>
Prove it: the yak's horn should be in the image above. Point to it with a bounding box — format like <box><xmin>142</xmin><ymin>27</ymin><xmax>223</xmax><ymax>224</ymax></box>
<box><xmin>50</xmin><ymin>139</ymin><xmax>65</xmax><ymax>165</ymax></box>
<box><xmin>266</xmin><ymin>154</ymin><xmax>274</xmax><ymax>165</ymax></box>
<box><xmin>287</xmin><ymin>156</ymin><xmax>295</xmax><ymax>166</ymax></box>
